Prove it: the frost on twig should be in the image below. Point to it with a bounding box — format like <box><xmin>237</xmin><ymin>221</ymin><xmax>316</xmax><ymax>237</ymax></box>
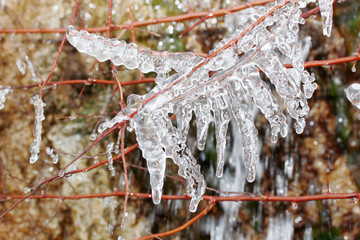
<box><xmin>67</xmin><ymin>0</ymin><xmax>333</xmax><ymax>212</ymax></box>
<box><xmin>30</xmin><ymin>94</ymin><xmax>46</xmax><ymax>164</ymax></box>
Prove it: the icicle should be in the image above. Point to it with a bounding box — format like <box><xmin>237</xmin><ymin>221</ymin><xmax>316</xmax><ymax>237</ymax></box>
<box><xmin>0</xmin><ymin>86</ymin><xmax>12</xmax><ymax>110</ymax></box>
<box><xmin>29</xmin><ymin>94</ymin><xmax>46</xmax><ymax>164</ymax></box>
<box><xmin>212</xmin><ymin>97</ymin><xmax>231</xmax><ymax>178</ymax></box>
<box><xmin>318</xmin><ymin>0</ymin><xmax>333</xmax><ymax>37</ymax></box>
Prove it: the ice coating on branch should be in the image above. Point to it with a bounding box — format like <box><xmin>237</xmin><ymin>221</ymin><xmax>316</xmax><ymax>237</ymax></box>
<box><xmin>345</xmin><ymin>83</ymin><xmax>360</xmax><ymax>109</ymax></box>
<box><xmin>30</xmin><ymin>94</ymin><xmax>46</xmax><ymax>164</ymax></box>
<box><xmin>318</xmin><ymin>0</ymin><xmax>333</xmax><ymax>37</ymax></box>
<box><xmin>0</xmin><ymin>86</ymin><xmax>12</xmax><ymax>110</ymax></box>
<box><xmin>67</xmin><ymin>0</ymin><xmax>329</xmax><ymax>211</ymax></box>
<box><xmin>66</xmin><ymin>25</ymin><xmax>201</xmax><ymax>75</ymax></box>
<box><xmin>97</xmin><ymin>112</ymin><xmax>130</xmax><ymax>134</ymax></box>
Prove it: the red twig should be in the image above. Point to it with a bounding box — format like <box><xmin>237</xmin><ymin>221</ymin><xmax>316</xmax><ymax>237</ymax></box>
<box><xmin>120</xmin><ymin>125</ymin><xmax>129</xmax><ymax>228</ymax></box>
<box><xmin>129</xmin><ymin>5</ymin><xmax>136</xmax><ymax>43</ymax></box>
<box><xmin>179</xmin><ymin>14</ymin><xmax>210</xmax><ymax>37</ymax></box>
<box><xmin>136</xmin><ymin>201</ymin><xmax>216</xmax><ymax>240</ymax></box>
<box><xmin>40</xmin><ymin>0</ymin><xmax>79</xmax><ymax>94</ymax></box>
<box><xmin>1</xmin><ymin>191</ymin><xmax>359</xmax><ymax>205</ymax></box>
<box><xmin>107</xmin><ymin>0</ymin><xmax>113</xmax><ymax>38</ymax></box>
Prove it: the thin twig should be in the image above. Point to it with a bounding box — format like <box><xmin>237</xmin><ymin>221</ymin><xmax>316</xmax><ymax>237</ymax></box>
<box><xmin>33</xmin><ymin>199</ymin><xmax>63</xmax><ymax>239</ymax></box>
<box><xmin>136</xmin><ymin>201</ymin><xmax>216</xmax><ymax>240</ymax></box>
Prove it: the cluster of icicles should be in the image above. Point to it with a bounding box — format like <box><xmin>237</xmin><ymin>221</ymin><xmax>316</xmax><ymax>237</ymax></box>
<box><xmin>65</xmin><ymin>0</ymin><xmax>334</xmax><ymax>211</ymax></box>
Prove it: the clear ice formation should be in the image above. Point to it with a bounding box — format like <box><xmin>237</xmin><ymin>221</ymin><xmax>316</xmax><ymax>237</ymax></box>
<box><xmin>30</xmin><ymin>94</ymin><xmax>46</xmax><ymax>164</ymax></box>
<box><xmin>66</xmin><ymin>0</ymin><xmax>333</xmax><ymax>212</ymax></box>
<box><xmin>107</xmin><ymin>142</ymin><xmax>115</xmax><ymax>171</ymax></box>
<box><xmin>97</xmin><ymin>112</ymin><xmax>130</xmax><ymax>134</ymax></box>
<box><xmin>345</xmin><ymin>83</ymin><xmax>360</xmax><ymax>109</ymax></box>
<box><xmin>46</xmin><ymin>147</ymin><xmax>59</xmax><ymax>164</ymax></box>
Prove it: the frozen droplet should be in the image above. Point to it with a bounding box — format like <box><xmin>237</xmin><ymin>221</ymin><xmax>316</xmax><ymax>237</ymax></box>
<box><xmin>246</xmin><ymin>171</ymin><xmax>256</xmax><ymax>183</ymax></box>
<box><xmin>152</xmin><ymin>189</ymin><xmax>161</xmax><ymax>204</ymax></box>
<box><xmin>352</xmin><ymin>65</ymin><xmax>356</xmax><ymax>73</ymax></box>
<box><xmin>216</xmin><ymin>165</ymin><xmax>224</xmax><ymax>178</ymax></box>
<box><xmin>66</xmin><ymin>25</ymin><xmax>76</xmax><ymax>35</ymax></box>
<box><xmin>93</xmin><ymin>156</ymin><xmax>100</xmax><ymax>164</ymax></box>
<box><xmin>89</xmin><ymin>133</ymin><xmax>97</xmax><ymax>141</ymax></box>
<box><xmin>271</xmin><ymin>134</ymin><xmax>278</xmax><ymax>143</ymax></box>
<box><xmin>345</xmin><ymin>83</ymin><xmax>360</xmax><ymax>109</ymax></box>
<box><xmin>24</xmin><ymin>187</ymin><xmax>31</xmax><ymax>193</ymax></box>
<box><xmin>58</xmin><ymin>169</ymin><xmax>64</xmax><ymax>177</ymax></box>
<box><xmin>295</xmin><ymin>118</ymin><xmax>306</xmax><ymax>134</ymax></box>
<box><xmin>189</xmin><ymin>198</ymin><xmax>201</xmax><ymax>212</ymax></box>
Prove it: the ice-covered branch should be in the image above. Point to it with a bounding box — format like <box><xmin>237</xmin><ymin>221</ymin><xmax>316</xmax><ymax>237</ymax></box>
<box><xmin>66</xmin><ymin>0</ymin><xmax>334</xmax><ymax>212</ymax></box>
<box><xmin>66</xmin><ymin>26</ymin><xmax>202</xmax><ymax>75</ymax></box>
